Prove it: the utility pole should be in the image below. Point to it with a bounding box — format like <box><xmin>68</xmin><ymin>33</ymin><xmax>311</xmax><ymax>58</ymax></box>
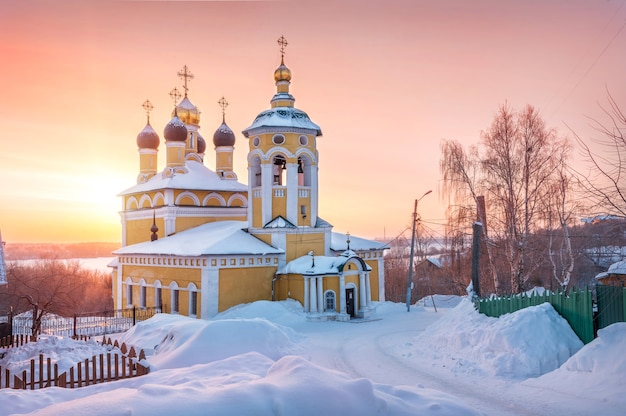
<box><xmin>406</xmin><ymin>190</ymin><xmax>431</xmax><ymax>312</ymax></box>
<box><xmin>471</xmin><ymin>221</ymin><xmax>482</xmax><ymax>298</ymax></box>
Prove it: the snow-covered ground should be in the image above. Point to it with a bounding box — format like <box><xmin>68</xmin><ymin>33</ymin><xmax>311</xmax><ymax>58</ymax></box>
<box><xmin>1</xmin><ymin>296</ymin><xmax>624</xmax><ymax>416</ymax></box>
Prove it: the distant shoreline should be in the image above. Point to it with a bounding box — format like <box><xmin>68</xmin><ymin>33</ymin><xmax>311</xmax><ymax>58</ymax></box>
<box><xmin>4</xmin><ymin>242</ymin><xmax>120</xmax><ymax>261</ymax></box>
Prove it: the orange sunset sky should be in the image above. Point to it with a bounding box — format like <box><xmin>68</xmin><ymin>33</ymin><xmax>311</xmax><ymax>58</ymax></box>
<box><xmin>1</xmin><ymin>0</ymin><xmax>625</xmax><ymax>244</ymax></box>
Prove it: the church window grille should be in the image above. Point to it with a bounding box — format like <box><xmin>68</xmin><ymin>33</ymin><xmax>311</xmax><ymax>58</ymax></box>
<box><xmin>140</xmin><ymin>285</ymin><xmax>147</xmax><ymax>309</ymax></box>
<box><xmin>126</xmin><ymin>283</ymin><xmax>133</xmax><ymax>306</ymax></box>
<box><xmin>190</xmin><ymin>291</ymin><xmax>198</xmax><ymax>317</ymax></box>
<box><xmin>155</xmin><ymin>287</ymin><xmax>162</xmax><ymax>309</ymax></box>
<box><xmin>324</xmin><ymin>291</ymin><xmax>336</xmax><ymax>312</ymax></box>
<box><xmin>172</xmin><ymin>289</ymin><xmax>180</xmax><ymax>313</ymax></box>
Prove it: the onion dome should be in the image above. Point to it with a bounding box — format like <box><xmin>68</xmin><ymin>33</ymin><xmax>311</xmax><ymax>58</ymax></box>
<box><xmin>172</xmin><ymin>96</ymin><xmax>201</xmax><ymax>125</ymax></box>
<box><xmin>164</xmin><ymin>114</ymin><xmax>188</xmax><ymax>142</ymax></box>
<box><xmin>197</xmin><ymin>132</ymin><xmax>206</xmax><ymax>153</ymax></box>
<box><xmin>274</xmin><ymin>58</ymin><xmax>292</xmax><ymax>83</ymax></box>
<box><xmin>213</xmin><ymin>120</ymin><xmax>236</xmax><ymax>147</ymax></box>
<box><xmin>136</xmin><ymin>123</ymin><xmax>160</xmax><ymax>149</ymax></box>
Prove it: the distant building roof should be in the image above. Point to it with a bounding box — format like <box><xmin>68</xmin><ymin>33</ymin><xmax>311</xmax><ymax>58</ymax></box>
<box><xmin>595</xmin><ymin>260</ymin><xmax>626</xmax><ymax>279</ymax></box>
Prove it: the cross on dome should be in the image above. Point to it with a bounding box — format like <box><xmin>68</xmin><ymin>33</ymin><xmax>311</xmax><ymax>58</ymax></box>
<box><xmin>177</xmin><ymin>65</ymin><xmax>194</xmax><ymax>97</ymax></box>
<box><xmin>277</xmin><ymin>35</ymin><xmax>288</xmax><ymax>60</ymax></box>
<box><xmin>169</xmin><ymin>87</ymin><xmax>182</xmax><ymax>107</ymax></box>
<box><xmin>218</xmin><ymin>96</ymin><xmax>228</xmax><ymax>121</ymax></box>
<box><xmin>142</xmin><ymin>99</ymin><xmax>153</xmax><ymax>122</ymax></box>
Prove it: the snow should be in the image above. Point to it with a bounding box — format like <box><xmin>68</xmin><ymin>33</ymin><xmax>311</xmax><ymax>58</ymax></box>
<box><xmin>243</xmin><ymin>107</ymin><xmax>322</xmax><ymax>136</ymax></box>
<box><xmin>119</xmin><ymin>159</ymin><xmax>247</xmax><ymax>195</ymax></box>
<box><xmin>278</xmin><ymin>251</ymin><xmax>366</xmax><ymax>275</ymax></box>
<box><xmin>596</xmin><ymin>259</ymin><xmax>626</xmax><ymax>279</ymax></box>
<box><xmin>1</xmin><ymin>297</ymin><xmax>625</xmax><ymax>416</ymax></box>
<box><xmin>331</xmin><ymin>231</ymin><xmax>387</xmax><ymax>252</ymax></box>
<box><xmin>114</xmin><ymin>221</ymin><xmax>284</xmax><ymax>256</ymax></box>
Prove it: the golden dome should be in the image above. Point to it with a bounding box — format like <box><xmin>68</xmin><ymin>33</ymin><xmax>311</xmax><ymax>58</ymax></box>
<box><xmin>274</xmin><ymin>60</ymin><xmax>292</xmax><ymax>83</ymax></box>
<box><xmin>172</xmin><ymin>96</ymin><xmax>201</xmax><ymax>126</ymax></box>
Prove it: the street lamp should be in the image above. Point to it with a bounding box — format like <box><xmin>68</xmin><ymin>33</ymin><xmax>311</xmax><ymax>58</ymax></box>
<box><xmin>406</xmin><ymin>190</ymin><xmax>432</xmax><ymax>312</ymax></box>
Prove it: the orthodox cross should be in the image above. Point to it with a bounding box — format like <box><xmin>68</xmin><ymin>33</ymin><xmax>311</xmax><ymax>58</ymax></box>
<box><xmin>346</xmin><ymin>232</ymin><xmax>351</xmax><ymax>250</ymax></box>
<box><xmin>218</xmin><ymin>96</ymin><xmax>228</xmax><ymax>121</ymax></box>
<box><xmin>177</xmin><ymin>65</ymin><xmax>194</xmax><ymax>97</ymax></box>
<box><xmin>142</xmin><ymin>99</ymin><xmax>153</xmax><ymax>123</ymax></box>
<box><xmin>169</xmin><ymin>87</ymin><xmax>182</xmax><ymax>107</ymax></box>
<box><xmin>277</xmin><ymin>35</ymin><xmax>288</xmax><ymax>60</ymax></box>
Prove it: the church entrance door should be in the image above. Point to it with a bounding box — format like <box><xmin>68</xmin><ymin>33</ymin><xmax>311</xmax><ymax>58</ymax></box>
<box><xmin>346</xmin><ymin>288</ymin><xmax>355</xmax><ymax>317</ymax></box>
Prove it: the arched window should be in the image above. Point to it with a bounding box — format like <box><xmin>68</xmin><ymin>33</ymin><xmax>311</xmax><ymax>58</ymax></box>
<box><xmin>273</xmin><ymin>155</ymin><xmax>286</xmax><ymax>185</ymax></box>
<box><xmin>139</xmin><ymin>279</ymin><xmax>147</xmax><ymax>309</ymax></box>
<box><xmin>154</xmin><ymin>280</ymin><xmax>163</xmax><ymax>310</ymax></box>
<box><xmin>251</xmin><ymin>156</ymin><xmax>262</xmax><ymax>187</ymax></box>
<box><xmin>125</xmin><ymin>277</ymin><xmax>133</xmax><ymax>307</ymax></box>
<box><xmin>324</xmin><ymin>290</ymin><xmax>336</xmax><ymax>312</ymax></box>
<box><xmin>188</xmin><ymin>283</ymin><xmax>198</xmax><ymax>317</ymax></box>
<box><xmin>170</xmin><ymin>282</ymin><xmax>180</xmax><ymax>314</ymax></box>
<box><xmin>297</xmin><ymin>155</ymin><xmax>312</xmax><ymax>187</ymax></box>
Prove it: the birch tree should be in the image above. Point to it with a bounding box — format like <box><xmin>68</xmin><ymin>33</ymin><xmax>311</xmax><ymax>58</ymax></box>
<box><xmin>440</xmin><ymin>104</ymin><xmax>572</xmax><ymax>294</ymax></box>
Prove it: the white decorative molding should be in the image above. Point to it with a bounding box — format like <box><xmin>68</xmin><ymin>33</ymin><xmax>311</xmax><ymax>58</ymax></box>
<box><xmin>175</xmin><ymin>191</ymin><xmax>201</xmax><ymax>206</ymax></box>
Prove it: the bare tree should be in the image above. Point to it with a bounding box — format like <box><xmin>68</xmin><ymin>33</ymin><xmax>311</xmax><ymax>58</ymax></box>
<box><xmin>440</xmin><ymin>104</ymin><xmax>572</xmax><ymax>294</ymax></box>
<box><xmin>6</xmin><ymin>260</ymin><xmax>112</xmax><ymax>335</ymax></box>
<box><xmin>571</xmin><ymin>91</ymin><xmax>626</xmax><ymax>218</ymax></box>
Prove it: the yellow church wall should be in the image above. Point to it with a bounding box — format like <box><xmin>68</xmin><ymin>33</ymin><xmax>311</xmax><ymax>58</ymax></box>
<box><xmin>254</xmin><ymin>233</ymin><xmax>273</xmax><ymax>246</ymax></box>
<box><xmin>256</xmin><ymin>133</ymin><xmax>314</xmax><ymax>156</ymax></box>
<box><xmin>324</xmin><ymin>276</ymin><xmax>341</xmax><ymax>312</ymax></box>
<box><xmin>126</xmin><ymin>217</ymin><xmax>164</xmax><ymax>246</ymax></box>
<box><xmin>120</xmin><ymin>264</ymin><xmax>201</xmax><ymax>316</ymax></box>
<box><xmin>297</xmin><ymin>194</ymin><xmax>311</xmax><ymax>227</ymax></box>
<box><xmin>274</xmin><ymin>274</ymin><xmax>304</xmax><ymax>304</ymax></box>
<box><xmin>365</xmin><ymin>258</ymin><xmax>381</xmax><ymax>301</ymax></box>
<box><xmin>272</xmin><ymin>193</ymin><xmax>287</xmax><ymax>220</ymax></box>
<box><xmin>252</xmin><ymin>196</ymin><xmax>263</xmax><ymax>228</ymax></box>
<box><xmin>218</xmin><ymin>266</ymin><xmax>276</xmax><ymax>312</ymax></box>
<box><xmin>285</xmin><ymin>233</ymin><xmax>326</xmax><ymax>262</ymax></box>
<box><xmin>174</xmin><ymin>215</ymin><xmax>246</xmax><ymax>235</ymax></box>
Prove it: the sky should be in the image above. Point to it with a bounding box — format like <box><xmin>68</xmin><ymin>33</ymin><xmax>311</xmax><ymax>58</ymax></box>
<box><xmin>1</xmin><ymin>0</ymin><xmax>625</xmax><ymax>243</ymax></box>
<box><xmin>1</xmin><ymin>296</ymin><xmax>624</xmax><ymax>415</ymax></box>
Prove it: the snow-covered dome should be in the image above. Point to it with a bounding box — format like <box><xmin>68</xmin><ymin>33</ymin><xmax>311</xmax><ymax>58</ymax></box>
<box><xmin>243</xmin><ymin>107</ymin><xmax>322</xmax><ymax>136</ymax></box>
<box><xmin>213</xmin><ymin>121</ymin><xmax>236</xmax><ymax>147</ymax></box>
<box><xmin>172</xmin><ymin>96</ymin><xmax>200</xmax><ymax>126</ymax></box>
<box><xmin>136</xmin><ymin>122</ymin><xmax>160</xmax><ymax>149</ymax></box>
<box><xmin>197</xmin><ymin>132</ymin><xmax>206</xmax><ymax>153</ymax></box>
<box><xmin>164</xmin><ymin>114</ymin><xmax>188</xmax><ymax>142</ymax></box>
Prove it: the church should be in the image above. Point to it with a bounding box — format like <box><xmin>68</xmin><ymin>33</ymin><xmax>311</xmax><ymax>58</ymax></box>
<box><xmin>111</xmin><ymin>38</ymin><xmax>387</xmax><ymax>321</ymax></box>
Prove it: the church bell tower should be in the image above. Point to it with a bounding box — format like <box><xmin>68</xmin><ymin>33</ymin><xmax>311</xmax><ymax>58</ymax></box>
<box><xmin>243</xmin><ymin>36</ymin><xmax>323</xmax><ymax>234</ymax></box>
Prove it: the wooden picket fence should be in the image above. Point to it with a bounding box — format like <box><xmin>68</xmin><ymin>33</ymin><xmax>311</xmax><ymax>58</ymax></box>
<box><xmin>0</xmin><ymin>336</ymin><xmax>149</xmax><ymax>390</ymax></box>
<box><xmin>0</xmin><ymin>334</ymin><xmax>36</xmax><ymax>348</ymax></box>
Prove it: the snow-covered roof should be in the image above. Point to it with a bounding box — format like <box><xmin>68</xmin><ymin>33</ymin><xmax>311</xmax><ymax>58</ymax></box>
<box><xmin>278</xmin><ymin>250</ymin><xmax>368</xmax><ymax>276</ymax></box>
<box><xmin>595</xmin><ymin>260</ymin><xmax>626</xmax><ymax>279</ymax></box>
<box><xmin>330</xmin><ymin>232</ymin><xmax>387</xmax><ymax>252</ymax></box>
<box><xmin>119</xmin><ymin>160</ymin><xmax>247</xmax><ymax>196</ymax></box>
<box><xmin>264</xmin><ymin>216</ymin><xmax>297</xmax><ymax>229</ymax></box>
<box><xmin>114</xmin><ymin>221</ymin><xmax>283</xmax><ymax>257</ymax></box>
<box><xmin>242</xmin><ymin>107</ymin><xmax>322</xmax><ymax>137</ymax></box>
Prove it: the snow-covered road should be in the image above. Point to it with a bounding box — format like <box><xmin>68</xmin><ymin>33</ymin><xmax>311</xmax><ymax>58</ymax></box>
<box><xmin>297</xmin><ymin>305</ymin><xmax>616</xmax><ymax>416</ymax></box>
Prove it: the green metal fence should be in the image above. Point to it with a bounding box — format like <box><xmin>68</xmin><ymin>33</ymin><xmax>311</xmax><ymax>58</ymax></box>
<box><xmin>596</xmin><ymin>286</ymin><xmax>626</xmax><ymax>330</ymax></box>
<box><xmin>478</xmin><ymin>289</ymin><xmax>595</xmax><ymax>344</ymax></box>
